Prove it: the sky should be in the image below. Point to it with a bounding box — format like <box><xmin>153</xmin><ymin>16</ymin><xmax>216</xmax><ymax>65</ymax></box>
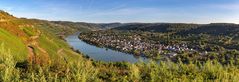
<box><xmin>0</xmin><ymin>0</ymin><xmax>239</xmax><ymax>23</ymax></box>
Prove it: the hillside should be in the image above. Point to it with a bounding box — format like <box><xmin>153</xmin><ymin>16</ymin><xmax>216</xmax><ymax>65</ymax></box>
<box><xmin>113</xmin><ymin>23</ymin><xmax>198</xmax><ymax>32</ymax></box>
<box><xmin>178</xmin><ymin>23</ymin><xmax>239</xmax><ymax>35</ymax></box>
<box><xmin>52</xmin><ymin>21</ymin><xmax>124</xmax><ymax>31</ymax></box>
<box><xmin>96</xmin><ymin>23</ymin><xmax>124</xmax><ymax>29</ymax></box>
<box><xmin>0</xmin><ymin>11</ymin><xmax>82</xmax><ymax>64</ymax></box>
<box><xmin>0</xmin><ymin>10</ymin><xmax>16</xmax><ymax>21</ymax></box>
<box><xmin>52</xmin><ymin>21</ymin><xmax>100</xmax><ymax>32</ymax></box>
<box><xmin>113</xmin><ymin>23</ymin><xmax>239</xmax><ymax>35</ymax></box>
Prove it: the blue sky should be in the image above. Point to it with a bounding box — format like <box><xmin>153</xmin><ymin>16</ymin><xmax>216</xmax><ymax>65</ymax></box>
<box><xmin>1</xmin><ymin>0</ymin><xmax>239</xmax><ymax>23</ymax></box>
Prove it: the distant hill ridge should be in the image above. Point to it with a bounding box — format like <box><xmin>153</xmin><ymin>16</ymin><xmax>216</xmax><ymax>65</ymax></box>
<box><xmin>112</xmin><ymin>23</ymin><xmax>239</xmax><ymax>35</ymax></box>
<box><xmin>50</xmin><ymin>21</ymin><xmax>239</xmax><ymax>36</ymax></box>
<box><xmin>1</xmin><ymin>9</ymin><xmax>238</xmax><ymax>36</ymax></box>
<box><xmin>52</xmin><ymin>21</ymin><xmax>124</xmax><ymax>30</ymax></box>
<box><xmin>0</xmin><ymin>10</ymin><xmax>16</xmax><ymax>21</ymax></box>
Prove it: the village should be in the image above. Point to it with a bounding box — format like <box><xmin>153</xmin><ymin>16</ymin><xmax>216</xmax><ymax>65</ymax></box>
<box><xmin>79</xmin><ymin>31</ymin><xmax>203</xmax><ymax>58</ymax></box>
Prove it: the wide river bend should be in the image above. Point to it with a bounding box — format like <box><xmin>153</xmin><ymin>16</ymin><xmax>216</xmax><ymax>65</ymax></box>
<box><xmin>66</xmin><ymin>33</ymin><xmax>149</xmax><ymax>63</ymax></box>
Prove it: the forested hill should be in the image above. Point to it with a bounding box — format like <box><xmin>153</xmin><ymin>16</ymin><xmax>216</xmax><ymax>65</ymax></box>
<box><xmin>179</xmin><ymin>23</ymin><xmax>239</xmax><ymax>35</ymax></box>
<box><xmin>113</xmin><ymin>23</ymin><xmax>239</xmax><ymax>35</ymax></box>
<box><xmin>49</xmin><ymin>21</ymin><xmax>239</xmax><ymax>36</ymax></box>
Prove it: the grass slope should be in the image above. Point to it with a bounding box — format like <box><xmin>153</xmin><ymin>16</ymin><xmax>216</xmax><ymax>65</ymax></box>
<box><xmin>0</xmin><ymin>13</ymin><xmax>82</xmax><ymax>64</ymax></box>
<box><xmin>0</xmin><ymin>28</ymin><xmax>27</xmax><ymax>61</ymax></box>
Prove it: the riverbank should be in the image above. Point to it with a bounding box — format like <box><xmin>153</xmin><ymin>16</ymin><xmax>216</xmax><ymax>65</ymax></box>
<box><xmin>66</xmin><ymin>33</ymin><xmax>149</xmax><ymax>63</ymax></box>
<box><xmin>78</xmin><ymin>30</ymin><xmax>239</xmax><ymax>64</ymax></box>
<box><xmin>78</xmin><ymin>31</ymin><xmax>193</xmax><ymax>60</ymax></box>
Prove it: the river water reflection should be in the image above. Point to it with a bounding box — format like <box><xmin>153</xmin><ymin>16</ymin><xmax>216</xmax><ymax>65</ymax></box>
<box><xmin>66</xmin><ymin>33</ymin><xmax>149</xmax><ymax>63</ymax></box>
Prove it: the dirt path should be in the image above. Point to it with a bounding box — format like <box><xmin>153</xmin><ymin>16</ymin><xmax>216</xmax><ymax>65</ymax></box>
<box><xmin>27</xmin><ymin>46</ymin><xmax>35</xmax><ymax>64</ymax></box>
<box><xmin>27</xmin><ymin>29</ymin><xmax>50</xmax><ymax>65</ymax></box>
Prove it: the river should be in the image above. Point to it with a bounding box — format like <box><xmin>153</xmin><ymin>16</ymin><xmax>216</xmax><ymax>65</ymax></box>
<box><xmin>65</xmin><ymin>33</ymin><xmax>149</xmax><ymax>63</ymax></box>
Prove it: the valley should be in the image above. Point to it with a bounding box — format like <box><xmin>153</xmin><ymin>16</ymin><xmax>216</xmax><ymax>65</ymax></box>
<box><xmin>66</xmin><ymin>32</ymin><xmax>149</xmax><ymax>63</ymax></box>
<box><xmin>1</xmin><ymin>10</ymin><xmax>239</xmax><ymax>81</ymax></box>
<box><xmin>79</xmin><ymin>23</ymin><xmax>239</xmax><ymax>63</ymax></box>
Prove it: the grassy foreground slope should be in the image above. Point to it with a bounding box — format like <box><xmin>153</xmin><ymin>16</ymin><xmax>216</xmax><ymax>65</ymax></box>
<box><xmin>0</xmin><ymin>28</ymin><xmax>27</xmax><ymax>61</ymax></box>
<box><xmin>0</xmin><ymin>11</ymin><xmax>81</xmax><ymax>64</ymax></box>
<box><xmin>0</xmin><ymin>10</ymin><xmax>99</xmax><ymax>81</ymax></box>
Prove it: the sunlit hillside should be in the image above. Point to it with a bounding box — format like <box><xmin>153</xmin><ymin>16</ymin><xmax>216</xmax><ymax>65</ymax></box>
<box><xmin>0</xmin><ymin>11</ymin><xmax>82</xmax><ymax>63</ymax></box>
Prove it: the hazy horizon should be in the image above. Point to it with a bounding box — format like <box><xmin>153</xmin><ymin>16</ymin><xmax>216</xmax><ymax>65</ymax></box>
<box><xmin>1</xmin><ymin>0</ymin><xmax>239</xmax><ymax>24</ymax></box>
